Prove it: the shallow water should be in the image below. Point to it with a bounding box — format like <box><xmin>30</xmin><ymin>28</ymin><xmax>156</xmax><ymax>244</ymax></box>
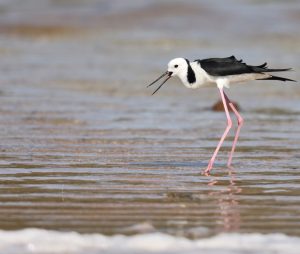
<box><xmin>0</xmin><ymin>0</ymin><xmax>300</xmax><ymax>252</ymax></box>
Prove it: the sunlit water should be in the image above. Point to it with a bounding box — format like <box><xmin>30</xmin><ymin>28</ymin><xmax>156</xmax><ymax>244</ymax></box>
<box><xmin>0</xmin><ymin>0</ymin><xmax>299</xmax><ymax>253</ymax></box>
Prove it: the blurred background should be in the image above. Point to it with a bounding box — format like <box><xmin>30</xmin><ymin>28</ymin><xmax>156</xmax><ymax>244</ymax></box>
<box><xmin>0</xmin><ymin>0</ymin><xmax>300</xmax><ymax>253</ymax></box>
<box><xmin>0</xmin><ymin>0</ymin><xmax>298</xmax><ymax>94</ymax></box>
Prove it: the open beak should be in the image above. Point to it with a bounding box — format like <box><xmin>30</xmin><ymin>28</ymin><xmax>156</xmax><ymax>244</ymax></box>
<box><xmin>147</xmin><ymin>71</ymin><xmax>173</xmax><ymax>95</ymax></box>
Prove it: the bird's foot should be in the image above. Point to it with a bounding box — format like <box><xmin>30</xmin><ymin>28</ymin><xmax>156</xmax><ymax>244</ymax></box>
<box><xmin>202</xmin><ymin>161</ymin><xmax>213</xmax><ymax>176</ymax></box>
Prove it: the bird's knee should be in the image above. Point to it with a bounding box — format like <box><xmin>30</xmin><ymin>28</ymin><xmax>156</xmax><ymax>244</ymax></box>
<box><xmin>238</xmin><ymin>117</ymin><xmax>244</xmax><ymax>125</ymax></box>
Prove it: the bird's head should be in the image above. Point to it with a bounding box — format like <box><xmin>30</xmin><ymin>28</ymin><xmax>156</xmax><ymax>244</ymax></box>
<box><xmin>167</xmin><ymin>58</ymin><xmax>187</xmax><ymax>78</ymax></box>
<box><xmin>147</xmin><ymin>57</ymin><xmax>187</xmax><ymax>95</ymax></box>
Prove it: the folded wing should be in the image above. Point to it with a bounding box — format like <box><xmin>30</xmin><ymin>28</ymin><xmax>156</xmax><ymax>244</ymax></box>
<box><xmin>196</xmin><ymin>55</ymin><xmax>292</xmax><ymax>77</ymax></box>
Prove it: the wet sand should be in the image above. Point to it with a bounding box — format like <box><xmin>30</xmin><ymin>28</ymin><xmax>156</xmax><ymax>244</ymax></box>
<box><xmin>0</xmin><ymin>0</ymin><xmax>300</xmax><ymax>239</ymax></box>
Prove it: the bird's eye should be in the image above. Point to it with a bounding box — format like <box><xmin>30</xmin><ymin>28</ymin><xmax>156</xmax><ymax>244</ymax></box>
<box><xmin>174</xmin><ymin>65</ymin><xmax>178</xmax><ymax>68</ymax></box>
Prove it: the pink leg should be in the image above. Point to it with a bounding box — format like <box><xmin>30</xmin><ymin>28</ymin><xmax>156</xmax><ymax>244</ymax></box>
<box><xmin>204</xmin><ymin>88</ymin><xmax>232</xmax><ymax>174</ymax></box>
<box><xmin>224</xmin><ymin>94</ymin><xmax>244</xmax><ymax>167</ymax></box>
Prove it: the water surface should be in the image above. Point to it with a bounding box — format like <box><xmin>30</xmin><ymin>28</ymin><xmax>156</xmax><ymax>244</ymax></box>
<box><xmin>0</xmin><ymin>0</ymin><xmax>299</xmax><ymax>243</ymax></box>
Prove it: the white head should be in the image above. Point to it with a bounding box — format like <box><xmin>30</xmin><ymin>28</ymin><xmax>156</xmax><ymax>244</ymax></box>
<box><xmin>147</xmin><ymin>57</ymin><xmax>188</xmax><ymax>95</ymax></box>
<box><xmin>167</xmin><ymin>58</ymin><xmax>188</xmax><ymax>78</ymax></box>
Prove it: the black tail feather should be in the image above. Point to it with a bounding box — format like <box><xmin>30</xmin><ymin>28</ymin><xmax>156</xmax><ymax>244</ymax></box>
<box><xmin>262</xmin><ymin>68</ymin><xmax>292</xmax><ymax>72</ymax></box>
<box><xmin>257</xmin><ymin>62</ymin><xmax>268</xmax><ymax>68</ymax></box>
<box><xmin>259</xmin><ymin>75</ymin><xmax>296</xmax><ymax>82</ymax></box>
<box><xmin>252</xmin><ymin>65</ymin><xmax>292</xmax><ymax>73</ymax></box>
<box><xmin>250</xmin><ymin>61</ymin><xmax>293</xmax><ymax>72</ymax></box>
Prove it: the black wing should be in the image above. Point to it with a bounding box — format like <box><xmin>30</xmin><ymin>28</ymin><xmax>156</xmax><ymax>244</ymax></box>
<box><xmin>195</xmin><ymin>55</ymin><xmax>289</xmax><ymax>76</ymax></box>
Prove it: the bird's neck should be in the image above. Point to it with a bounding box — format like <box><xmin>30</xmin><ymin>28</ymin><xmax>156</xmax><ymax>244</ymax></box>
<box><xmin>178</xmin><ymin>62</ymin><xmax>197</xmax><ymax>88</ymax></box>
<box><xmin>179</xmin><ymin>62</ymin><xmax>208</xmax><ymax>88</ymax></box>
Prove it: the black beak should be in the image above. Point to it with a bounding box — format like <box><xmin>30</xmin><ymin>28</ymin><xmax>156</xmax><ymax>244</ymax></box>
<box><xmin>147</xmin><ymin>71</ymin><xmax>173</xmax><ymax>95</ymax></box>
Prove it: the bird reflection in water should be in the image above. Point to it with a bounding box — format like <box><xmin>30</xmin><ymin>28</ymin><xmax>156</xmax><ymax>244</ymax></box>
<box><xmin>208</xmin><ymin>167</ymin><xmax>242</xmax><ymax>232</ymax></box>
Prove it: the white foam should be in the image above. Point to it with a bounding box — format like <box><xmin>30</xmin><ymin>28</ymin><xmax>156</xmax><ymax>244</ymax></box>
<box><xmin>0</xmin><ymin>228</ymin><xmax>299</xmax><ymax>254</ymax></box>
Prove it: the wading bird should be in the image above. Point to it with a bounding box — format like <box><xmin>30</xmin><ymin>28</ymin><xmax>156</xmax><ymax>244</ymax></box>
<box><xmin>147</xmin><ymin>56</ymin><xmax>295</xmax><ymax>174</ymax></box>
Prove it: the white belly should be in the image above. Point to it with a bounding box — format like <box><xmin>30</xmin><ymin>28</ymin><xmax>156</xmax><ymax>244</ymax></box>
<box><xmin>224</xmin><ymin>73</ymin><xmax>270</xmax><ymax>83</ymax></box>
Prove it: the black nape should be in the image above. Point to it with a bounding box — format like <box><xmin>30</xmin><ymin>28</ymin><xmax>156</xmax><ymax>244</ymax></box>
<box><xmin>185</xmin><ymin>59</ymin><xmax>196</xmax><ymax>84</ymax></box>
